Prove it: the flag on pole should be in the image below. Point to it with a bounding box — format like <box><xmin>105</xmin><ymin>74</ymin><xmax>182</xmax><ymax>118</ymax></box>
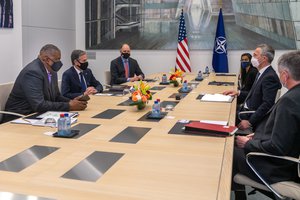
<box><xmin>175</xmin><ymin>9</ymin><xmax>191</xmax><ymax>72</ymax></box>
<box><xmin>212</xmin><ymin>8</ymin><xmax>228</xmax><ymax>73</ymax></box>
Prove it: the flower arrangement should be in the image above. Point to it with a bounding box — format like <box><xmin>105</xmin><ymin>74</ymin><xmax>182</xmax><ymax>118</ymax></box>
<box><xmin>130</xmin><ymin>80</ymin><xmax>152</xmax><ymax>110</ymax></box>
<box><xmin>169</xmin><ymin>69</ymin><xmax>185</xmax><ymax>87</ymax></box>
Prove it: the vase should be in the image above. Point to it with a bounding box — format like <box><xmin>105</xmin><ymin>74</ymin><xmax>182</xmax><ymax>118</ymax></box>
<box><xmin>137</xmin><ymin>102</ymin><xmax>146</xmax><ymax>110</ymax></box>
<box><xmin>173</xmin><ymin>81</ymin><xmax>179</xmax><ymax>87</ymax></box>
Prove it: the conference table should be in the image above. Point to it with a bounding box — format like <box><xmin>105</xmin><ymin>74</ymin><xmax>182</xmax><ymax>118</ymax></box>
<box><xmin>0</xmin><ymin>73</ymin><xmax>237</xmax><ymax>200</ymax></box>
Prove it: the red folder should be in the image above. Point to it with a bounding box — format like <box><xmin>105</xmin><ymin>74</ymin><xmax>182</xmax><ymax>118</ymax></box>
<box><xmin>184</xmin><ymin>122</ymin><xmax>237</xmax><ymax>137</ymax></box>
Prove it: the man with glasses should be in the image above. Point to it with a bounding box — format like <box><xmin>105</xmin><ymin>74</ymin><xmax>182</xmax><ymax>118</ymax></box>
<box><xmin>61</xmin><ymin>50</ymin><xmax>103</xmax><ymax>99</ymax></box>
<box><xmin>2</xmin><ymin>44</ymin><xmax>87</xmax><ymax>123</ymax></box>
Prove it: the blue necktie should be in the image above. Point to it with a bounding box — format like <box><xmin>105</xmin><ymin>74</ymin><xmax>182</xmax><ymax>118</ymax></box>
<box><xmin>79</xmin><ymin>72</ymin><xmax>86</xmax><ymax>92</ymax></box>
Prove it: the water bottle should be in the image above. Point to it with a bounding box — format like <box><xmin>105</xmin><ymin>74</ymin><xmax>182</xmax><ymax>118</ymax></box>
<box><xmin>198</xmin><ymin>70</ymin><xmax>202</xmax><ymax>78</ymax></box>
<box><xmin>64</xmin><ymin>113</ymin><xmax>71</xmax><ymax>135</ymax></box>
<box><xmin>156</xmin><ymin>99</ymin><xmax>162</xmax><ymax>113</ymax></box>
<box><xmin>162</xmin><ymin>74</ymin><xmax>167</xmax><ymax>83</ymax></box>
<box><xmin>205</xmin><ymin>66</ymin><xmax>209</xmax><ymax>74</ymax></box>
<box><xmin>152</xmin><ymin>101</ymin><xmax>160</xmax><ymax>117</ymax></box>
<box><xmin>57</xmin><ymin>114</ymin><xmax>66</xmax><ymax>136</ymax></box>
<box><xmin>182</xmin><ymin>80</ymin><xmax>188</xmax><ymax>92</ymax></box>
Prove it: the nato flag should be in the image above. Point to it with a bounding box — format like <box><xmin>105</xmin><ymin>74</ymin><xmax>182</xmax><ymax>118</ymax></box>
<box><xmin>212</xmin><ymin>8</ymin><xmax>228</xmax><ymax>73</ymax></box>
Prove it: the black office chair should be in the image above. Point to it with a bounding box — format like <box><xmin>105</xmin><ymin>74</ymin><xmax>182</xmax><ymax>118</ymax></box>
<box><xmin>234</xmin><ymin>152</ymin><xmax>300</xmax><ymax>200</ymax></box>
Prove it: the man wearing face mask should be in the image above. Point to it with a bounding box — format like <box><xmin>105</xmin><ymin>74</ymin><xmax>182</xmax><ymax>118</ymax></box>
<box><xmin>2</xmin><ymin>44</ymin><xmax>87</xmax><ymax>123</ymax></box>
<box><xmin>110</xmin><ymin>43</ymin><xmax>144</xmax><ymax>85</ymax></box>
<box><xmin>61</xmin><ymin>50</ymin><xmax>103</xmax><ymax>99</ymax></box>
<box><xmin>224</xmin><ymin>44</ymin><xmax>281</xmax><ymax>131</ymax></box>
<box><xmin>231</xmin><ymin>51</ymin><xmax>300</xmax><ymax>200</ymax></box>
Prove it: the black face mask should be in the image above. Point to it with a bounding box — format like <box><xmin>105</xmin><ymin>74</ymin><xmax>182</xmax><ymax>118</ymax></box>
<box><xmin>51</xmin><ymin>60</ymin><xmax>63</xmax><ymax>72</ymax></box>
<box><xmin>78</xmin><ymin>61</ymin><xmax>89</xmax><ymax>70</ymax></box>
<box><xmin>122</xmin><ymin>53</ymin><xmax>130</xmax><ymax>59</ymax></box>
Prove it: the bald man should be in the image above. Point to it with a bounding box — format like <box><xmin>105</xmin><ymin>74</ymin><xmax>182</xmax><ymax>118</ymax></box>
<box><xmin>2</xmin><ymin>44</ymin><xmax>87</xmax><ymax>123</ymax></box>
<box><xmin>110</xmin><ymin>44</ymin><xmax>144</xmax><ymax>85</ymax></box>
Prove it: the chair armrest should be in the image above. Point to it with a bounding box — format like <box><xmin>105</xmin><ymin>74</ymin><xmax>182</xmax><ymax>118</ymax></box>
<box><xmin>238</xmin><ymin>111</ymin><xmax>255</xmax><ymax>121</ymax></box>
<box><xmin>0</xmin><ymin>111</ymin><xmax>25</xmax><ymax>118</ymax></box>
<box><xmin>246</xmin><ymin>152</ymin><xmax>300</xmax><ymax>199</ymax></box>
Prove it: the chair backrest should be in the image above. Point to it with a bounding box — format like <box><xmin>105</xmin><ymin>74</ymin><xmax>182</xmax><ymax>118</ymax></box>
<box><xmin>0</xmin><ymin>82</ymin><xmax>14</xmax><ymax>122</ymax></box>
<box><xmin>105</xmin><ymin>71</ymin><xmax>111</xmax><ymax>85</ymax></box>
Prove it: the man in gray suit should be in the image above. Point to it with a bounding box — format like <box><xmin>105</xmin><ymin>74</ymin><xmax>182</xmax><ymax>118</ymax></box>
<box><xmin>232</xmin><ymin>51</ymin><xmax>300</xmax><ymax>199</ymax></box>
<box><xmin>2</xmin><ymin>44</ymin><xmax>87</xmax><ymax>123</ymax></box>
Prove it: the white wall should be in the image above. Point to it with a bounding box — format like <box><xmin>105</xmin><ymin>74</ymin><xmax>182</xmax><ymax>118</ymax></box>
<box><xmin>22</xmin><ymin>0</ymin><xmax>76</xmax><ymax>78</ymax></box>
<box><xmin>0</xmin><ymin>0</ymin><xmax>22</xmax><ymax>84</ymax></box>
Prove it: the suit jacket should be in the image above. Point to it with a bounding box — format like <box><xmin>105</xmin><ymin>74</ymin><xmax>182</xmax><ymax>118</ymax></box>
<box><xmin>244</xmin><ymin>84</ymin><xmax>300</xmax><ymax>184</ymax></box>
<box><xmin>110</xmin><ymin>56</ymin><xmax>144</xmax><ymax>85</ymax></box>
<box><xmin>239</xmin><ymin>66</ymin><xmax>281</xmax><ymax>127</ymax></box>
<box><xmin>3</xmin><ymin>58</ymin><xmax>69</xmax><ymax>122</ymax></box>
<box><xmin>61</xmin><ymin>67</ymin><xmax>103</xmax><ymax>99</ymax></box>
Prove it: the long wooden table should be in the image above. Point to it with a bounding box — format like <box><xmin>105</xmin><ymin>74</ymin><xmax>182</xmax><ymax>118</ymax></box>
<box><xmin>0</xmin><ymin>73</ymin><xmax>237</xmax><ymax>200</ymax></box>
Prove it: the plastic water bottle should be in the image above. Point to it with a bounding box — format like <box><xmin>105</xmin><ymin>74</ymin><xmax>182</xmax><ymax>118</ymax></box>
<box><xmin>57</xmin><ymin>114</ymin><xmax>66</xmax><ymax>136</ymax></box>
<box><xmin>64</xmin><ymin>113</ymin><xmax>71</xmax><ymax>135</ymax></box>
<box><xmin>162</xmin><ymin>74</ymin><xmax>167</xmax><ymax>83</ymax></box>
<box><xmin>152</xmin><ymin>101</ymin><xmax>160</xmax><ymax>117</ymax></box>
<box><xmin>205</xmin><ymin>66</ymin><xmax>209</xmax><ymax>74</ymax></box>
<box><xmin>198</xmin><ymin>70</ymin><xmax>202</xmax><ymax>78</ymax></box>
<box><xmin>156</xmin><ymin>99</ymin><xmax>162</xmax><ymax>112</ymax></box>
<box><xmin>182</xmin><ymin>80</ymin><xmax>188</xmax><ymax>92</ymax></box>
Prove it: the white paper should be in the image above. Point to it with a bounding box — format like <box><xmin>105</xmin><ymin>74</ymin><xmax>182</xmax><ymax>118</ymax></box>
<box><xmin>200</xmin><ymin>120</ymin><xmax>228</xmax><ymax>126</ymax></box>
<box><xmin>201</xmin><ymin>94</ymin><xmax>233</xmax><ymax>102</ymax></box>
<box><xmin>95</xmin><ymin>93</ymin><xmax>113</xmax><ymax>96</ymax></box>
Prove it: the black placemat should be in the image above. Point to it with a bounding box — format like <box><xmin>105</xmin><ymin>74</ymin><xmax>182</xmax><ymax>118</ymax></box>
<box><xmin>159</xmin><ymin>82</ymin><xmax>170</xmax><ymax>85</ymax></box>
<box><xmin>101</xmin><ymin>90</ymin><xmax>123</xmax><ymax>96</ymax></box>
<box><xmin>71</xmin><ymin>123</ymin><xmax>100</xmax><ymax>139</ymax></box>
<box><xmin>168</xmin><ymin>121</ymin><xmax>190</xmax><ymax>135</ymax></box>
<box><xmin>150</xmin><ymin>86</ymin><xmax>166</xmax><ymax>90</ymax></box>
<box><xmin>110</xmin><ymin>126</ymin><xmax>151</xmax><ymax>144</ymax></box>
<box><xmin>178</xmin><ymin>88</ymin><xmax>192</xmax><ymax>93</ymax></box>
<box><xmin>92</xmin><ymin>109</ymin><xmax>125</xmax><ymax>119</ymax></box>
<box><xmin>138</xmin><ymin>111</ymin><xmax>168</xmax><ymax>122</ymax></box>
<box><xmin>160</xmin><ymin>101</ymin><xmax>179</xmax><ymax>108</ymax></box>
<box><xmin>215</xmin><ymin>73</ymin><xmax>236</xmax><ymax>76</ymax></box>
<box><xmin>144</xmin><ymin>78</ymin><xmax>156</xmax><ymax>82</ymax></box>
<box><xmin>208</xmin><ymin>81</ymin><xmax>234</xmax><ymax>86</ymax></box>
<box><xmin>168</xmin><ymin>93</ymin><xmax>188</xmax><ymax>99</ymax></box>
<box><xmin>118</xmin><ymin>98</ymin><xmax>134</xmax><ymax>106</ymax></box>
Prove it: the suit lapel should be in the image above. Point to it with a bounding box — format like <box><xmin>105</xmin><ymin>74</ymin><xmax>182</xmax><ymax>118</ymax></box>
<box><xmin>71</xmin><ymin>67</ymin><xmax>83</xmax><ymax>88</ymax></box>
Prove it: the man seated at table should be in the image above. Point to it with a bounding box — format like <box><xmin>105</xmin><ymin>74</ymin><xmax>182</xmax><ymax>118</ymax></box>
<box><xmin>61</xmin><ymin>50</ymin><xmax>103</xmax><ymax>99</ymax></box>
<box><xmin>223</xmin><ymin>44</ymin><xmax>281</xmax><ymax>131</ymax></box>
<box><xmin>2</xmin><ymin>44</ymin><xmax>87</xmax><ymax>123</ymax></box>
<box><xmin>232</xmin><ymin>50</ymin><xmax>300</xmax><ymax>200</ymax></box>
<box><xmin>110</xmin><ymin>43</ymin><xmax>144</xmax><ymax>85</ymax></box>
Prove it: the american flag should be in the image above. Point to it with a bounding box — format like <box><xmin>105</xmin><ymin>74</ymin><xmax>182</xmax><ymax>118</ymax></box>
<box><xmin>175</xmin><ymin>9</ymin><xmax>191</xmax><ymax>72</ymax></box>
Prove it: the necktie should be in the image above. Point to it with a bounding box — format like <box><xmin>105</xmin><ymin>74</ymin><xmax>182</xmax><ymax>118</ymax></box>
<box><xmin>124</xmin><ymin>60</ymin><xmax>129</xmax><ymax>78</ymax></box>
<box><xmin>47</xmin><ymin>72</ymin><xmax>52</xmax><ymax>84</ymax></box>
<box><xmin>79</xmin><ymin>72</ymin><xmax>86</xmax><ymax>92</ymax></box>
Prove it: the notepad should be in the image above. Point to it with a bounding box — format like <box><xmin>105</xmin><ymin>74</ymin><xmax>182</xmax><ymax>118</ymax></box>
<box><xmin>184</xmin><ymin>121</ymin><xmax>237</xmax><ymax>137</ymax></box>
<box><xmin>200</xmin><ymin>94</ymin><xmax>234</xmax><ymax>103</ymax></box>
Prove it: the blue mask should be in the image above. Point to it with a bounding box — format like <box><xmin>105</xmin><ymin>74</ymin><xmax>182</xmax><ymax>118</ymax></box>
<box><xmin>241</xmin><ymin>61</ymin><xmax>250</xmax><ymax>69</ymax></box>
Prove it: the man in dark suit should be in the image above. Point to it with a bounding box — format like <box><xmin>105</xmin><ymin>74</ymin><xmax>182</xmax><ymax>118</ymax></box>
<box><xmin>232</xmin><ymin>51</ymin><xmax>300</xmax><ymax>200</ymax></box>
<box><xmin>2</xmin><ymin>44</ymin><xmax>87</xmax><ymax>123</ymax></box>
<box><xmin>110</xmin><ymin>43</ymin><xmax>144</xmax><ymax>85</ymax></box>
<box><xmin>224</xmin><ymin>44</ymin><xmax>281</xmax><ymax>130</ymax></box>
<box><xmin>61</xmin><ymin>50</ymin><xmax>103</xmax><ymax>99</ymax></box>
